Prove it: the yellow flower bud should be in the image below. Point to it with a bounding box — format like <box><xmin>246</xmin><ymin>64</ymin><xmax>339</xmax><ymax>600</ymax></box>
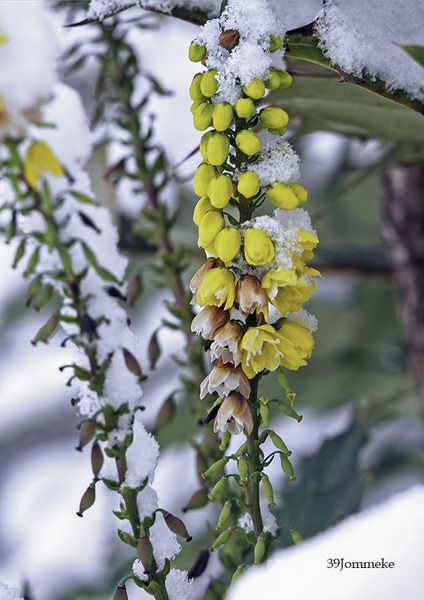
<box><xmin>244</xmin><ymin>227</ymin><xmax>274</xmax><ymax>265</ymax></box>
<box><xmin>260</xmin><ymin>106</ymin><xmax>289</xmax><ymax>129</ymax></box>
<box><xmin>266</xmin><ymin>182</ymin><xmax>300</xmax><ymax>210</ymax></box>
<box><xmin>190</xmin><ymin>73</ymin><xmax>206</xmax><ymax>101</ymax></box>
<box><xmin>265</xmin><ymin>68</ymin><xmax>292</xmax><ymax>89</ymax></box>
<box><xmin>242</xmin><ymin>77</ymin><xmax>265</xmax><ymax>100</ymax></box>
<box><xmin>24</xmin><ymin>142</ymin><xmax>65</xmax><ymax>189</ymax></box>
<box><xmin>207</xmin><ymin>174</ymin><xmax>233</xmax><ymax>209</ymax></box>
<box><xmin>212</xmin><ymin>101</ymin><xmax>233</xmax><ymax>131</ymax></box>
<box><xmin>201</xmin><ymin>69</ymin><xmax>219</xmax><ymax>97</ymax></box>
<box><xmin>214</xmin><ymin>227</ymin><xmax>241</xmax><ymax>264</ymax></box>
<box><xmin>237</xmin><ymin>171</ymin><xmax>260</xmax><ymax>198</ymax></box>
<box><xmin>190</xmin><ymin>99</ymin><xmax>204</xmax><ymax>115</ymax></box>
<box><xmin>200</xmin><ymin>130</ymin><xmax>213</xmax><ymax>158</ymax></box>
<box><xmin>189</xmin><ymin>41</ymin><xmax>206</xmax><ymax>62</ymax></box>
<box><xmin>207</xmin><ymin>132</ymin><xmax>230</xmax><ymax>166</ymax></box>
<box><xmin>269</xmin><ymin>34</ymin><xmax>282</xmax><ymax>52</ymax></box>
<box><xmin>193</xmin><ymin>102</ymin><xmax>213</xmax><ymax>131</ymax></box>
<box><xmin>197</xmin><ymin>267</ymin><xmax>235</xmax><ymax>311</ymax></box>
<box><xmin>235</xmin><ymin>130</ymin><xmax>261</xmax><ymax>155</ymax></box>
<box><xmin>193</xmin><ymin>196</ymin><xmax>217</xmax><ymax>226</ymax></box>
<box><xmin>291</xmin><ymin>183</ymin><xmax>308</xmax><ymax>204</ymax></box>
<box><xmin>198</xmin><ymin>211</ymin><xmax>225</xmax><ymax>248</ymax></box>
<box><xmin>194</xmin><ymin>163</ymin><xmax>216</xmax><ymax>196</ymax></box>
<box><xmin>234</xmin><ymin>97</ymin><xmax>256</xmax><ymax>119</ymax></box>
<box><xmin>275</xmin><ymin>68</ymin><xmax>292</xmax><ymax>88</ymax></box>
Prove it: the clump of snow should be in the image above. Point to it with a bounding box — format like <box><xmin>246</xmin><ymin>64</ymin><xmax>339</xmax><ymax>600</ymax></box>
<box><xmin>137</xmin><ymin>485</ymin><xmax>159</xmax><ymax>521</ymax></box>
<box><xmin>0</xmin><ymin>2</ymin><xmax>58</xmax><ymax>139</ymax></box>
<box><xmin>238</xmin><ymin>499</ymin><xmax>278</xmax><ymax>537</ymax></box>
<box><xmin>249</xmin><ymin>131</ymin><xmax>300</xmax><ymax>187</ymax></box>
<box><xmin>285</xmin><ymin>308</ymin><xmax>318</xmax><ymax>332</ymax></box>
<box><xmin>123</xmin><ymin>417</ymin><xmax>160</xmax><ymax>489</ymax></box>
<box><xmin>165</xmin><ymin>569</ymin><xmax>194</xmax><ymax>600</ymax></box>
<box><xmin>0</xmin><ymin>583</ymin><xmax>23</xmax><ymax>600</ymax></box>
<box><xmin>315</xmin><ymin>1</ymin><xmax>424</xmax><ymax>102</ymax></box>
<box><xmin>150</xmin><ymin>512</ymin><xmax>181</xmax><ymax>570</ymax></box>
<box><xmin>195</xmin><ymin>0</ymin><xmax>286</xmax><ymax>105</ymax></box>
<box><xmin>87</xmin><ymin>0</ymin><xmax>220</xmax><ymax>21</ymax></box>
<box><xmin>132</xmin><ymin>559</ymin><xmax>149</xmax><ymax>582</ymax></box>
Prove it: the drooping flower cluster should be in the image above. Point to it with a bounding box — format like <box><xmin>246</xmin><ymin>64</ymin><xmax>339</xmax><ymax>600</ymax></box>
<box><xmin>189</xmin><ymin>0</ymin><xmax>320</xmax><ymax>435</ymax></box>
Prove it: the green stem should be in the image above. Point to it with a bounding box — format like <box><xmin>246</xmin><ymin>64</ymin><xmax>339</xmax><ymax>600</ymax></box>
<box><xmin>246</xmin><ymin>377</ymin><xmax>263</xmax><ymax>540</ymax></box>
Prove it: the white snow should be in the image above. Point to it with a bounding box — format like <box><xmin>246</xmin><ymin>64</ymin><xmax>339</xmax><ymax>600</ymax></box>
<box><xmin>247</xmin><ymin>131</ymin><xmax>301</xmax><ymax>187</ymax></box>
<box><xmin>165</xmin><ymin>569</ymin><xmax>194</xmax><ymax>600</ymax></box>
<box><xmin>315</xmin><ymin>1</ymin><xmax>424</xmax><ymax>102</ymax></box>
<box><xmin>285</xmin><ymin>308</ymin><xmax>318</xmax><ymax>332</ymax></box>
<box><xmin>0</xmin><ymin>583</ymin><xmax>23</xmax><ymax>600</ymax></box>
<box><xmin>87</xmin><ymin>0</ymin><xmax>220</xmax><ymax>22</ymax></box>
<box><xmin>123</xmin><ymin>417</ymin><xmax>160</xmax><ymax>489</ymax></box>
<box><xmin>229</xmin><ymin>485</ymin><xmax>424</xmax><ymax>600</ymax></box>
<box><xmin>149</xmin><ymin>511</ymin><xmax>181</xmax><ymax>570</ymax></box>
<box><xmin>238</xmin><ymin>499</ymin><xmax>278</xmax><ymax>537</ymax></box>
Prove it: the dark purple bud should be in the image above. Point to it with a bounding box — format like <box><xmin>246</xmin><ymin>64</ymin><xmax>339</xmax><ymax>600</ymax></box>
<box><xmin>78</xmin><ymin>211</ymin><xmax>102</xmax><ymax>233</ymax></box>
<box><xmin>183</xmin><ymin>487</ymin><xmax>208</xmax><ymax>512</ymax></box>
<box><xmin>112</xmin><ymin>584</ymin><xmax>128</xmax><ymax>600</ymax></box>
<box><xmin>137</xmin><ymin>534</ymin><xmax>153</xmax><ymax>573</ymax></box>
<box><xmin>77</xmin><ymin>484</ymin><xmax>95</xmax><ymax>517</ymax></box>
<box><xmin>105</xmin><ymin>286</ymin><xmax>127</xmax><ymax>302</ymax></box>
<box><xmin>164</xmin><ymin>512</ymin><xmax>192</xmax><ymax>542</ymax></box>
<box><xmin>188</xmin><ymin>548</ymin><xmax>210</xmax><ymax>579</ymax></box>
<box><xmin>219</xmin><ymin>29</ymin><xmax>240</xmax><ymax>50</ymax></box>
<box><xmin>91</xmin><ymin>442</ymin><xmax>104</xmax><ymax>479</ymax></box>
<box><xmin>76</xmin><ymin>418</ymin><xmax>97</xmax><ymax>451</ymax></box>
<box><xmin>79</xmin><ymin>313</ymin><xmax>99</xmax><ymax>339</ymax></box>
<box><xmin>123</xmin><ymin>348</ymin><xmax>144</xmax><ymax>382</ymax></box>
<box><xmin>148</xmin><ymin>330</ymin><xmax>160</xmax><ymax>370</ymax></box>
<box><xmin>155</xmin><ymin>395</ymin><xmax>176</xmax><ymax>429</ymax></box>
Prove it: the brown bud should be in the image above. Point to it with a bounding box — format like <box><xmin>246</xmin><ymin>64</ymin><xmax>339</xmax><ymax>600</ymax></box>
<box><xmin>91</xmin><ymin>442</ymin><xmax>104</xmax><ymax>479</ymax></box>
<box><xmin>113</xmin><ymin>584</ymin><xmax>128</xmax><ymax>600</ymax></box>
<box><xmin>148</xmin><ymin>330</ymin><xmax>161</xmax><ymax>370</ymax></box>
<box><xmin>164</xmin><ymin>512</ymin><xmax>192</xmax><ymax>541</ymax></box>
<box><xmin>188</xmin><ymin>548</ymin><xmax>210</xmax><ymax>579</ymax></box>
<box><xmin>123</xmin><ymin>348</ymin><xmax>143</xmax><ymax>382</ymax></box>
<box><xmin>76</xmin><ymin>418</ymin><xmax>97</xmax><ymax>451</ymax></box>
<box><xmin>155</xmin><ymin>395</ymin><xmax>176</xmax><ymax>429</ymax></box>
<box><xmin>137</xmin><ymin>534</ymin><xmax>153</xmax><ymax>573</ymax></box>
<box><xmin>183</xmin><ymin>487</ymin><xmax>208</xmax><ymax>512</ymax></box>
<box><xmin>77</xmin><ymin>484</ymin><xmax>95</xmax><ymax>516</ymax></box>
<box><xmin>219</xmin><ymin>29</ymin><xmax>240</xmax><ymax>50</ymax></box>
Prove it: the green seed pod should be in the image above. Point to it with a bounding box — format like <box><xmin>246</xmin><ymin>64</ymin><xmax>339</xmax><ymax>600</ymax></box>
<box><xmin>194</xmin><ymin>102</ymin><xmax>214</xmax><ymax>131</ymax></box>
<box><xmin>183</xmin><ymin>486</ymin><xmax>209</xmax><ymax>511</ymax></box>
<box><xmin>235</xmin><ymin>130</ymin><xmax>261</xmax><ymax>155</ymax></box>
<box><xmin>276</xmin><ymin>400</ymin><xmax>303</xmax><ymax>422</ymax></box>
<box><xmin>269</xmin><ymin>431</ymin><xmax>289</xmax><ymax>453</ymax></box>
<box><xmin>210</xmin><ymin>528</ymin><xmax>233</xmax><ymax>550</ymax></box>
<box><xmin>77</xmin><ymin>484</ymin><xmax>96</xmax><ymax>517</ymax></box>
<box><xmin>238</xmin><ymin>456</ymin><xmax>248</xmax><ymax>485</ymax></box>
<box><xmin>261</xmin><ymin>475</ymin><xmax>276</xmax><ymax>507</ymax></box>
<box><xmin>269</xmin><ymin>34</ymin><xmax>282</xmax><ymax>52</ymax></box>
<box><xmin>231</xmin><ymin>565</ymin><xmax>246</xmax><ymax>585</ymax></box>
<box><xmin>234</xmin><ymin>442</ymin><xmax>247</xmax><ymax>458</ymax></box>
<box><xmin>281</xmin><ymin>454</ymin><xmax>296</xmax><ymax>482</ymax></box>
<box><xmin>260</xmin><ymin>106</ymin><xmax>289</xmax><ymax>129</ymax></box>
<box><xmin>219</xmin><ymin>430</ymin><xmax>231</xmax><ymax>451</ymax></box>
<box><xmin>207</xmin><ymin>132</ymin><xmax>230</xmax><ymax>166</ymax></box>
<box><xmin>234</xmin><ymin>97</ymin><xmax>256</xmax><ymax>119</ymax></box>
<box><xmin>216</xmin><ymin>501</ymin><xmax>232</xmax><ymax>531</ymax></box>
<box><xmin>24</xmin><ymin>246</ymin><xmax>40</xmax><ymax>278</ymax></box>
<box><xmin>200</xmin><ymin>130</ymin><xmax>213</xmax><ymax>159</ymax></box>
<box><xmin>194</xmin><ymin>163</ymin><xmax>216</xmax><ymax>196</ymax></box>
<box><xmin>201</xmin><ymin>69</ymin><xmax>219</xmax><ymax>97</ymax></box>
<box><xmin>202</xmin><ymin>457</ymin><xmax>229</xmax><ymax>479</ymax></box>
<box><xmin>242</xmin><ymin>77</ymin><xmax>265</xmax><ymax>100</ymax></box>
<box><xmin>237</xmin><ymin>171</ymin><xmax>260</xmax><ymax>198</ymax></box>
<box><xmin>290</xmin><ymin>526</ymin><xmax>304</xmax><ymax>544</ymax></box>
<box><xmin>137</xmin><ymin>534</ymin><xmax>153</xmax><ymax>573</ymax></box>
<box><xmin>12</xmin><ymin>239</ymin><xmax>26</xmax><ymax>269</ymax></box>
<box><xmin>76</xmin><ymin>418</ymin><xmax>96</xmax><ymax>451</ymax></box>
<box><xmin>190</xmin><ymin>73</ymin><xmax>206</xmax><ymax>101</ymax></box>
<box><xmin>113</xmin><ymin>584</ymin><xmax>128</xmax><ymax>600</ymax></box>
<box><xmin>91</xmin><ymin>442</ymin><xmax>104</xmax><ymax>479</ymax></box>
<box><xmin>254</xmin><ymin>536</ymin><xmax>265</xmax><ymax>564</ymax></box>
<box><xmin>33</xmin><ymin>284</ymin><xmax>54</xmax><ymax>312</ymax></box>
<box><xmin>31</xmin><ymin>311</ymin><xmax>60</xmax><ymax>345</ymax></box>
<box><xmin>189</xmin><ymin>41</ymin><xmax>207</xmax><ymax>62</ymax></box>
<box><xmin>193</xmin><ymin>196</ymin><xmax>216</xmax><ymax>226</ymax></box>
<box><xmin>207</xmin><ymin>173</ymin><xmax>233</xmax><ymax>209</ymax></box>
<box><xmin>164</xmin><ymin>512</ymin><xmax>192</xmax><ymax>541</ymax></box>
<box><xmin>208</xmin><ymin>476</ymin><xmax>227</xmax><ymax>500</ymax></box>
<box><xmin>259</xmin><ymin>402</ymin><xmax>270</xmax><ymax>428</ymax></box>
<box><xmin>212</xmin><ymin>101</ymin><xmax>233</xmax><ymax>131</ymax></box>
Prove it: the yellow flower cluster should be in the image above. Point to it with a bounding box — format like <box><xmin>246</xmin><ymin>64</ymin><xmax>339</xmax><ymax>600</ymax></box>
<box><xmin>188</xmin><ymin>24</ymin><xmax>320</xmax><ymax>433</ymax></box>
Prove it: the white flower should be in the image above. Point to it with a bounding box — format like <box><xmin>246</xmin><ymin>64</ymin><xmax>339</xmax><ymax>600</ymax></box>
<box><xmin>200</xmin><ymin>358</ymin><xmax>251</xmax><ymax>399</ymax></box>
<box><xmin>213</xmin><ymin>392</ymin><xmax>253</xmax><ymax>435</ymax></box>
<box><xmin>210</xmin><ymin>320</ymin><xmax>244</xmax><ymax>366</ymax></box>
<box><xmin>191</xmin><ymin>305</ymin><xmax>230</xmax><ymax>340</ymax></box>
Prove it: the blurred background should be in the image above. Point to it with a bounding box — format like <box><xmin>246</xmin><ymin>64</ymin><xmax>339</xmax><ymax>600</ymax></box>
<box><xmin>1</xmin><ymin>1</ymin><xmax>424</xmax><ymax>599</ymax></box>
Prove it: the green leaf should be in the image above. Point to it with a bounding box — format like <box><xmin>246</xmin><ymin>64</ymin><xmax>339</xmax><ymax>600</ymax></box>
<box><xmin>271</xmin><ymin>76</ymin><xmax>424</xmax><ymax>142</ymax></box>
<box><xmin>70</xmin><ymin>191</ymin><xmax>99</xmax><ymax>206</ymax></box>
<box><xmin>397</xmin><ymin>44</ymin><xmax>424</xmax><ymax>69</ymax></box>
